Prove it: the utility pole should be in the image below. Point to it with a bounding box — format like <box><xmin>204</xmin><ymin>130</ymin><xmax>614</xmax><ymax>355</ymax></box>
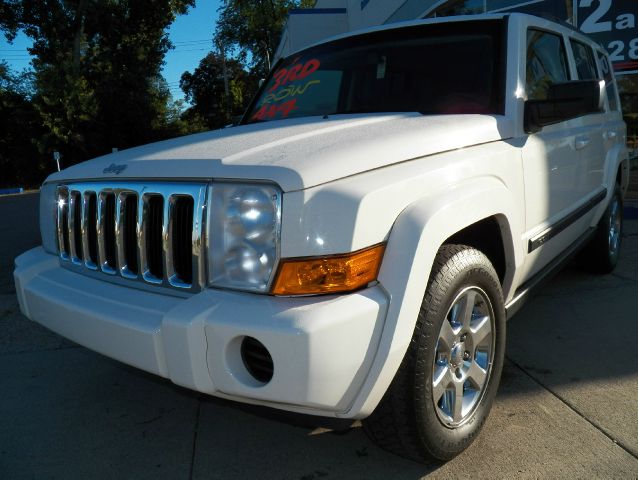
<box><xmin>217</xmin><ymin>40</ymin><xmax>231</xmax><ymax>116</ymax></box>
<box><xmin>265</xmin><ymin>45</ymin><xmax>271</xmax><ymax>72</ymax></box>
<box><xmin>259</xmin><ymin>0</ymin><xmax>273</xmax><ymax>72</ymax></box>
<box><xmin>218</xmin><ymin>41</ymin><xmax>230</xmax><ymax>98</ymax></box>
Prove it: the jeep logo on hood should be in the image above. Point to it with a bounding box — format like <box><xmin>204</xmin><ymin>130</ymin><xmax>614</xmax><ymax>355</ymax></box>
<box><xmin>103</xmin><ymin>163</ymin><xmax>127</xmax><ymax>175</ymax></box>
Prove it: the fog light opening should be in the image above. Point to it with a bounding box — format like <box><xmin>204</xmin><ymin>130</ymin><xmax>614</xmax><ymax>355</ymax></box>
<box><xmin>240</xmin><ymin>337</ymin><xmax>274</xmax><ymax>384</ymax></box>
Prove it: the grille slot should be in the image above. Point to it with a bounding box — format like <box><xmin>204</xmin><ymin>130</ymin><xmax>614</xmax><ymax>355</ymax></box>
<box><xmin>70</xmin><ymin>191</ymin><xmax>83</xmax><ymax>263</ymax></box>
<box><xmin>56</xmin><ymin>187</ymin><xmax>70</xmax><ymax>259</ymax></box>
<box><xmin>146</xmin><ymin>195</ymin><xmax>164</xmax><ymax>281</ymax></box>
<box><xmin>124</xmin><ymin>195</ymin><xmax>138</xmax><ymax>275</ymax></box>
<box><xmin>86</xmin><ymin>192</ymin><xmax>98</xmax><ymax>267</ymax></box>
<box><xmin>55</xmin><ymin>182</ymin><xmax>207</xmax><ymax>292</ymax></box>
<box><xmin>171</xmin><ymin>196</ymin><xmax>194</xmax><ymax>285</ymax></box>
<box><xmin>103</xmin><ymin>193</ymin><xmax>117</xmax><ymax>270</ymax></box>
<box><xmin>61</xmin><ymin>208</ymin><xmax>70</xmax><ymax>256</ymax></box>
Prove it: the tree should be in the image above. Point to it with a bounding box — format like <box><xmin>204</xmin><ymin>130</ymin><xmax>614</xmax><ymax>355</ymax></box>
<box><xmin>618</xmin><ymin>75</ymin><xmax>638</xmax><ymax>151</ymax></box>
<box><xmin>180</xmin><ymin>51</ymin><xmax>257</xmax><ymax>130</ymax></box>
<box><xmin>0</xmin><ymin>61</ymin><xmax>47</xmax><ymax>187</ymax></box>
<box><xmin>215</xmin><ymin>0</ymin><xmax>314</xmax><ymax>79</ymax></box>
<box><xmin>0</xmin><ymin>0</ymin><xmax>21</xmax><ymax>40</ymax></box>
<box><xmin>18</xmin><ymin>0</ymin><xmax>195</xmax><ymax>166</ymax></box>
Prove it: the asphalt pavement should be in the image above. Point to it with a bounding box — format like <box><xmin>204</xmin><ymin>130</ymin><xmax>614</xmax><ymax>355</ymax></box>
<box><xmin>1</xmin><ymin>191</ymin><xmax>637</xmax><ymax>479</ymax></box>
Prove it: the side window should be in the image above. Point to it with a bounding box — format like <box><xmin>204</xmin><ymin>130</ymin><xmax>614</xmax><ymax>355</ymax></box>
<box><xmin>526</xmin><ymin>30</ymin><xmax>569</xmax><ymax>100</ymax></box>
<box><xmin>596</xmin><ymin>50</ymin><xmax>620</xmax><ymax>112</ymax></box>
<box><xmin>570</xmin><ymin>39</ymin><xmax>598</xmax><ymax>80</ymax></box>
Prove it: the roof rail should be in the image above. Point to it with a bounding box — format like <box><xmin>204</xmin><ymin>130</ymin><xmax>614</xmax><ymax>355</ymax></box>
<box><xmin>520</xmin><ymin>12</ymin><xmax>579</xmax><ymax>32</ymax></box>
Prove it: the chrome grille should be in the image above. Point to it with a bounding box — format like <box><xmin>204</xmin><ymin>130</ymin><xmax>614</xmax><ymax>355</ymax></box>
<box><xmin>56</xmin><ymin>182</ymin><xmax>207</xmax><ymax>293</ymax></box>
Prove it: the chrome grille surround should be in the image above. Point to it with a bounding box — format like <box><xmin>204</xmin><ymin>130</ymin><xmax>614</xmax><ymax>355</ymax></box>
<box><xmin>56</xmin><ymin>182</ymin><xmax>208</xmax><ymax>294</ymax></box>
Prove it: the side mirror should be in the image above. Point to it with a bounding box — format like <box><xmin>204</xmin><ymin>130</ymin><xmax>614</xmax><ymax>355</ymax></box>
<box><xmin>524</xmin><ymin>80</ymin><xmax>604</xmax><ymax>134</ymax></box>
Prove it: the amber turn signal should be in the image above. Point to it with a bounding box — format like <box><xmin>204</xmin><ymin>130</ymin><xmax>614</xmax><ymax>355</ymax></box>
<box><xmin>271</xmin><ymin>243</ymin><xmax>385</xmax><ymax>295</ymax></box>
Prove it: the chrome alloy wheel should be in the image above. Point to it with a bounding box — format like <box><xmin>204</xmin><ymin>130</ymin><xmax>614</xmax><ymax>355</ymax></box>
<box><xmin>432</xmin><ymin>286</ymin><xmax>495</xmax><ymax>427</ymax></box>
<box><xmin>608</xmin><ymin>195</ymin><xmax>622</xmax><ymax>258</ymax></box>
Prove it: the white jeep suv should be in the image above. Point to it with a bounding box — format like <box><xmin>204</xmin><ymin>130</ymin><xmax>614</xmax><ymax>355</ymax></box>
<box><xmin>14</xmin><ymin>13</ymin><xmax>628</xmax><ymax>462</ymax></box>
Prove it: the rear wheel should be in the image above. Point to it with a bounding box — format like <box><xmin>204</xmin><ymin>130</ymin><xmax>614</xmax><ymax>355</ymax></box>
<box><xmin>364</xmin><ymin>245</ymin><xmax>505</xmax><ymax>463</ymax></box>
<box><xmin>583</xmin><ymin>185</ymin><xmax>623</xmax><ymax>274</ymax></box>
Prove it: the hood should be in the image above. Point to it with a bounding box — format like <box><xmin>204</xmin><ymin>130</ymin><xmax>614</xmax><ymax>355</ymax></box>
<box><xmin>47</xmin><ymin>113</ymin><xmax>512</xmax><ymax>192</ymax></box>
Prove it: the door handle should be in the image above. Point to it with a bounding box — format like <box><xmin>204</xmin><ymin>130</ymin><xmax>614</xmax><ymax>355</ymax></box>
<box><xmin>604</xmin><ymin>130</ymin><xmax>618</xmax><ymax>140</ymax></box>
<box><xmin>575</xmin><ymin>136</ymin><xmax>590</xmax><ymax>150</ymax></box>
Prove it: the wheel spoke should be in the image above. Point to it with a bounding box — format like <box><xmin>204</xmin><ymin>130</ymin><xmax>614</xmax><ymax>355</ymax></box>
<box><xmin>467</xmin><ymin>360</ymin><xmax>487</xmax><ymax>389</ymax></box>
<box><xmin>432</xmin><ymin>369</ymin><xmax>452</xmax><ymax>403</ymax></box>
<box><xmin>471</xmin><ymin>315</ymin><xmax>491</xmax><ymax>346</ymax></box>
<box><xmin>438</xmin><ymin>319</ymin><xmax>456</xmax><ymax>350</ymax></box>
<box><xmin>452</xmin><ymin>381</ymin><xmax>464</xmax><ymax>422</ymax></box>
<box><xmin>460</xmin><ymin>290</ymin><xmax>477</xmax><ymax>328</ymax></box>
<box><xmin>608</xmin><ymin>197</ymin><xmax>622</xmax><ymax>254</ymax></box>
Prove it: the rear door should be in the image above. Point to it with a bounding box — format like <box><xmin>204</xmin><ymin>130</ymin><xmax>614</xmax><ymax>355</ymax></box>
<box><xmin>595</xmin><ymin>49</ymin><xmax>627</xmax><ymax>183</ymax></box>
<box><xmin>567</xmin><ymin>37</ymin><xmax>607</xmax><ymax>197</ymax></box>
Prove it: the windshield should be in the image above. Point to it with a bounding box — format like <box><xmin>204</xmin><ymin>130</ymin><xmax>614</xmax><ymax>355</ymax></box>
<box><xmin>244</xmin><ymin>19</ymin><xmax>506</xmax><ymax>124</ymax></box>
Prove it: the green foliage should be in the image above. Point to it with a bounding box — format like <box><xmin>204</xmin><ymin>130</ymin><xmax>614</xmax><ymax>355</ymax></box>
<box><xmin>180</xmin><ymin>51</ymin><xmax>258</xmax><ymax>130</ymax></box>
<box><xmin>179</xmin><ymin>0</ymin><xmax>312</xmax><ymax>130</ymax></box>
<box><xmin>0</xmin><ymin>62</ymin><xmax>47</xmax><ymax>187</ymax></box>
<box><xmin>618</xmin><ymin>75</ymin><xmax>638</xmax><ymax>151</ymax></box>
<box><xmin>18</xmin><ymin>0</ymin><xmax>195</xmax><ymax>167</ymax></box>
<box><xmin>0</xmin><ymin>0</ymin><xmax>21</xmax><ymax>40</ymax></box>
<box><xmin>215</xmin><ymin>0</ymin><xmax>314</xmax><ymax>79</ymax></box>
<box><xmin>1</xmin><ymin>0</ymin><xmax>316</xmax><ymax>187</ymax></box>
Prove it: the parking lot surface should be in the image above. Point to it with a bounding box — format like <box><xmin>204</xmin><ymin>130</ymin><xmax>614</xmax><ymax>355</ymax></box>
<box><xmin>1</xmin><ymin>191</ymin><xmax>637</xmax><ymax>479</ymax></box>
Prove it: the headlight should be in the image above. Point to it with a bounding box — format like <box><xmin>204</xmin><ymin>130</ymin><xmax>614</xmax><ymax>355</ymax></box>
<box><xmin>209</xmin><ymin>182</ymin><xmax>282</xmax><ymax>292</ymax></box>
<box><xmin>40</xmin><ymin>182</ymin><xmax>59</xmax><ymax>255</ymax></box>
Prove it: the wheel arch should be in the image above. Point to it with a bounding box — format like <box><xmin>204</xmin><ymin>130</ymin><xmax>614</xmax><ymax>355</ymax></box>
<box><xmin>591</xmin><ymin>143</ymin><xmax>630</xmax><ymax>227</ymax></box>
<box><xmin>617</xmin><ymin>158</ymin><xmax>629</xmax><ymax>193</ymax></box>
<box><xmin>605</xmin><ymin>143</ymin><xmax>630</xmax><ymax>198</ymax></box>
<box><xmin>344</xmin><ymin>177</ymin><xmax>522</xmax><ymax>418</ymax></box>
<box><xmin>443</xmin><ymin>215</ymin><xmax>509</xmax><ymax>286</ymax></box>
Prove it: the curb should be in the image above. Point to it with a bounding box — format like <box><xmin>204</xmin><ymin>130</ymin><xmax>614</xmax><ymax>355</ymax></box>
<box><xmin>0</xmin><ymin>188</ymin><xmax>24</xmax><ymax>195</ymax></box>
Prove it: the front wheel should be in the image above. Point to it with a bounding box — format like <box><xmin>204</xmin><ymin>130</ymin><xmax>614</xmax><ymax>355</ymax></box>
<box><xmin>364</xmin><ymin>245</ymin><xmax>506</xmax><ymax>463</ymax></box>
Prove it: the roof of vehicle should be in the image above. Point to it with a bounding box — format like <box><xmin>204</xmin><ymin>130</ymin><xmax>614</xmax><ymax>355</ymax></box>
<box><xmin>284</xmin><ymin>12</ymin><xmax>598</xmax><ymax>58</ymax></box>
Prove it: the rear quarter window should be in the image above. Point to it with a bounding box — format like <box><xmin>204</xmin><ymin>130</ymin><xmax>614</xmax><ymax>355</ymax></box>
<box><xmin>596</xmin><ymin>50</ymin><xmax>620</xmax><ymax>112</ymax></box>
<box><xmin>570</xmin><ymin>39</ymin><xmax>599</xmax><ymax>80</ymax></box>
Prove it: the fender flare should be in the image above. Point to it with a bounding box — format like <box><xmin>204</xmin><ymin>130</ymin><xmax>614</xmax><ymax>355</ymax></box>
<box><xmin>607</xmin><ymin>143</ymin><xmax>630</xmax><ymax>193</ymax></box>
<box><xmin>343</xmin><ymin>176</ymin><xmax>522</xmax><ymax>418</ymax></box>
<box><xmin>592</xmin><ymin>143</ymin><xmax>630</xmax><ymax>225</ymax></box>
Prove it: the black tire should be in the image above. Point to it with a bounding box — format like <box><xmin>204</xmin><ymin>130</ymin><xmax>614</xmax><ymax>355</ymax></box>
<box><xmin>582</xmin><ymin>185</ymin><xmax>623</xmax><ymax>274</ymax></box>
<box><xmin>363</xmin><ymin>245</ymin><xmax>506</xmax><ymax>463</ymax></box>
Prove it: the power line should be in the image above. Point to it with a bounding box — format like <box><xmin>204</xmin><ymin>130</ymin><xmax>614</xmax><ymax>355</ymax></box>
<box><xmin>170</xmin><ymin>48</ymin><xmax>209</xmax><ymax>53</ymax></box>
<box><xmin>172</xmin><ymin>39</ymin><xmax>212</xmax><ymax>45</ymax></box>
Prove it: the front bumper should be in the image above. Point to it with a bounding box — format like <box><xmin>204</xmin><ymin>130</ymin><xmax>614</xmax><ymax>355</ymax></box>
<box><xmin>14</xmin><ymin>247</ymin><xmax>389</xmax><ymax>418</ymax></box>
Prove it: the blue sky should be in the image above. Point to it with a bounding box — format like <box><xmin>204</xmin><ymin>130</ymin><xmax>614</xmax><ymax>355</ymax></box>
<box><xmin>163</xmin><ymin>0</ymin><xmax>222</xmax><ymax>101</ymax></box>
<box><xmin>0</xmin><ymin>0</ymin><xmax>223</xmax><ymax>103</ymax></box>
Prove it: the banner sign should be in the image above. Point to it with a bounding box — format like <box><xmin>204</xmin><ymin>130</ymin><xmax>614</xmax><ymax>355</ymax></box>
<box><xmin>577</xmin><ymin>0</ymin><xmax>637</xmax><ymax>75</ymax></box>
